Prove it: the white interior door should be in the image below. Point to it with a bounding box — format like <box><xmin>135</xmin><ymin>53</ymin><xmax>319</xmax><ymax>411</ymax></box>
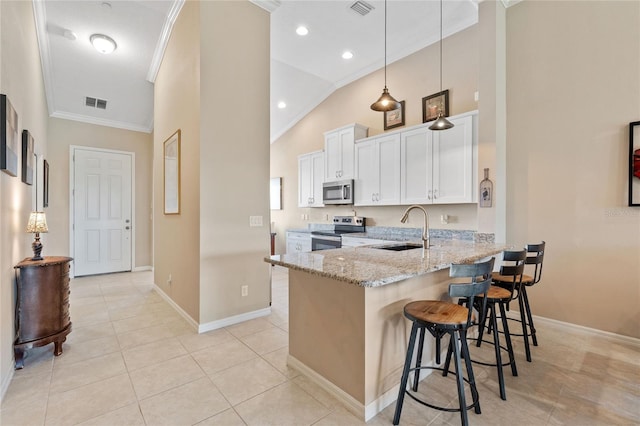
<box><xmin>73</xmin><ymin>148</ymin><xmax>132</xmax><ymax>276</ymax></box>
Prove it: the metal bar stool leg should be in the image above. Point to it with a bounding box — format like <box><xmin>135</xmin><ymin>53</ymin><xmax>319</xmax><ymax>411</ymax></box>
<box><xmin>412</xmin><ymin>327</ymin><xmax>426</xmax><ymax>391</ymax></box>
<box><xmin>476</xmin><ymin>305</ymin><xmax>489</xmax><ymax>347</ymax></box>
<box><xmin>488</xmin><ymin>302</ymin><xmax>507</xmax><ymax>400</ymax></box>
<box><xmin>518</xmin><ymin>290</ymin><xmax>532</xmax><ymax>362</ymax></box>
<box><xmin>522</xmin><ymin>286</ymin><xmax>538</xmax><ymax>346</ymax></box>
<box><xmin>451</xmin><ymin>330</ymin><xmax>470</xmax><ymax>426</ymax></box>
<box><xmin>393</xmin><ymin>323</ymin><xmax>419</xmax><ymax>425</ymax></box>
<box><xmin>499</xmin><ymin>301</ymin><xmax>518</xmax><ymax>377</ymax></box>
<box><xmin>460</xmin><ymin>329</ymin><xmax>481</xmax><ymax>415</ymax></box>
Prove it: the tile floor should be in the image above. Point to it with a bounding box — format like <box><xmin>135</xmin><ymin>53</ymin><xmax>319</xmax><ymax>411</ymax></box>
<box><xmin>1</xmin><ymin>266</ymin><xmax>639</xmax><ymax>425</ymax></box>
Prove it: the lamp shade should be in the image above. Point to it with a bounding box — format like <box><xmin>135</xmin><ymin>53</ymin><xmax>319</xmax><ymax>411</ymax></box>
<box><xmin>370</xmin><ymin>87</ymin><xmax>402</xmax><ymax>112</ymax></box>
<box><xmin>26</xmin><ymin>212</ymin><xmax>48</xmax><ymax>234</ymax></box>
<box><xmin>429</xmin><ymin>113</ymin><xmax>454</xmax><ymax>130</ymax></box>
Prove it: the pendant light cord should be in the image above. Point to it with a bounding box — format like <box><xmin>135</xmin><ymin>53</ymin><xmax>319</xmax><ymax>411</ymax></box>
<box><xmin>439</xmin><ymin>0</ymin><xmax>443</xmax><ymax>111</ymax></box>
<box><xmin>384</xmin><ymin>0</ymin><xmax>388</xmax><ymax>88</ymax></box>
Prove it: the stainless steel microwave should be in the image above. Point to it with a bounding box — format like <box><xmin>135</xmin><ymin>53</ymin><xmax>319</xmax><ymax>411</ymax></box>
<box><xmin>322</xmin><ymin>179</ymin><xmax>354</xmax><ymax>205</ymax></box>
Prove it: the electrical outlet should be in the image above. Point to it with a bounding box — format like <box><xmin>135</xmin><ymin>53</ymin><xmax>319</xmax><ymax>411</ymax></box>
<box><xmin>241</xmin><ymin>285</ymin><xmax>248</xmax><ymax>297</ymax></box>
<box><xmin>167</xmin><ymin>274</ymin><xmax>172</xmax><ymax>285</ymax></box>
<box><xmin>474</xmin><ymin>91</ymin><xmax>479</xmax><ymax>102</ymax></box>
<box><xmin>249</xmin><ymin>215</ymin><xmax>263</xmax><ymax>227</ymax></box>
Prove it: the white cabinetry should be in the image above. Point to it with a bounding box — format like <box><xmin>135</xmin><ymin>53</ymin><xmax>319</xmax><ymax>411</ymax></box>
<box><xmin>401</xmin><ymin>113</ymin><xmax>475</xmax><ymax>204</ymax></box>
<box><xmin>324</xmin><ymin>124</ymin><xmax>368</xmax><ymax>181</ymax></box>
<box><xmin>286</xmin><ymin>232</ymin><xmax>312</xmax><ymax>254</ymax></box>
<box><xmin>298</xmin><ymin>151</ymin><xmax>324</xmax><ymax>207</ymax></box>
<box><xmin>354</xmin><ymin>133</ymin><xmax>401</xmax><ymax>206</ymax></box>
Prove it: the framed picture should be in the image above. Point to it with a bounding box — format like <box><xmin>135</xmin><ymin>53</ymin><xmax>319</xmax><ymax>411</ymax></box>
<box><xmin>384</xmin><ymin>100</ymin><xmax>405</xmax><ymax>130</ymax></box>
<box><xmin>1</xmin><ymin>94</ymin><xmax>19</xmax><ymax>176</ymax></box>
<box><xmin>43</xmin><ymin>159</ymin><xmax>49</xmax><ymax>208</ymax></box>
<box><xmin>629</xmin><ymin>121</ymin><xmax>640</xmax><ymax>206</ymax></box>
<box><xmin>163</xmin><ymin>129</ymin><xmax>181</xmax><ymax>215</ymax></box>
<box><xmin>21</xmin><ymin>130</ymin><xmax>34</xmax><ymax>185</ymax></box>
<box><xmin>422</xmin><ymin>89</ymin><xmax>449</xmax><ymax>123</ymax></box>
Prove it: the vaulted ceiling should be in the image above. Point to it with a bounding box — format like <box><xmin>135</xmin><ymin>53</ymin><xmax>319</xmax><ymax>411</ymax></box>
<box><xmin>34</xmin><ymin>0</ymin><xmax>481</xmax><ymax>140</ymax></box>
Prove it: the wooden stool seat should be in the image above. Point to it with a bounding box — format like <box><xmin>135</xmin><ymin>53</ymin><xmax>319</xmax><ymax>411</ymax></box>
<box><xmin>404</xmin><ymin>300</ymin><xmax>470</xmax><ymax>325</ymax></box>
<box><xmin>493</xmin><ymin>272</ymin><xmax>534</xmax><ymax>285</ymax></box>
<box><xmin>486</xmin><ymin>285</ymin><xmax>511</xmax><ymax>300</ymax></box>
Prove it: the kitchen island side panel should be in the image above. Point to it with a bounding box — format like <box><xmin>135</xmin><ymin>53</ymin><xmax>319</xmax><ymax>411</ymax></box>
<box><xmin>289</xmin><ymin>269</ymin><xmax>366</xmax><ymax>403</ymax></box>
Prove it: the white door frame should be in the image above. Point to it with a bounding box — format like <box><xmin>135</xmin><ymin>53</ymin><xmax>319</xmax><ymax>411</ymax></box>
<box><xmin>69</xmin><ymin>145</ymin><xmax>136</xmax><ymax>278</ymax></box>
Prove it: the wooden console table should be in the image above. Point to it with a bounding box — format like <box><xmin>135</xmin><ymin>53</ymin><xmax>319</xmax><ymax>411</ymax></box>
<box><xmin>13</xmin><ymin>256</ymin><xmax>73</xmax><ymax>369</ymax></box>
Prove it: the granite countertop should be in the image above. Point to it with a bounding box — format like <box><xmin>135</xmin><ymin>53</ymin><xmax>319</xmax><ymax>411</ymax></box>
<box><xmin>265</xmin><ymin>239</ymin><xmax>508</xmax><ymax>288</ymax></box>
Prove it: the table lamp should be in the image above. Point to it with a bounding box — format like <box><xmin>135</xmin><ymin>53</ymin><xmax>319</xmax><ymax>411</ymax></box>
<box><xmin>26</xmin><ymin>211</ymin><xmax>48</xmax><ymax>260</ymax></box>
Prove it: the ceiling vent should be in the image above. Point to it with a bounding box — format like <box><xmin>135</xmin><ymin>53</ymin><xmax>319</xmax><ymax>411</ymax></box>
<box><xmin>349</xmin><ymin>0</ymin><xmax>374</xmax><ymax>16</ymax></box>
<box><xmin>85</xmin><ymin>96</ymin><xmax>107</xmax><ymax>110</ymax></box>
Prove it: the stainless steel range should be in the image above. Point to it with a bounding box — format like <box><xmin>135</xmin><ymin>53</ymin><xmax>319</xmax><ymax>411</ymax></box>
<box><xmin>311</xmin><ymin>216</ymin><xmax>366</xmax><ymax>251</ymax></box>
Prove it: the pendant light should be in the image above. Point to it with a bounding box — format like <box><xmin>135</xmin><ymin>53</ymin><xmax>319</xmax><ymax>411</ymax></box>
<box><xmin>429</xmin><ymin>0</ymin><xmax>454</xmax><ymax>130</ymax></box>
<box><xmin>370</xmin><ymin>0</ymin><xmax>401</xmax><ymax>112</ymax></box>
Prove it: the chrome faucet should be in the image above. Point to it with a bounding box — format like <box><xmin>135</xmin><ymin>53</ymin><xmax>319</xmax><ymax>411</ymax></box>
<box><xmin>401</xmin><ymin>205</ymin><xmax>429</xmax><ymax>258</ymax></box>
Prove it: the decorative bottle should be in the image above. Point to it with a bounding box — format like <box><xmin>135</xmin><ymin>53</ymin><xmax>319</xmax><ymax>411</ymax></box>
<box><xmin>479</xmin><ymin>168</ymin><xmax>493</xmax><ymax>208</ymax></box>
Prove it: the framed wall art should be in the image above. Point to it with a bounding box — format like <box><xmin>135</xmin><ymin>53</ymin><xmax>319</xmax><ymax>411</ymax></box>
<box><xmin>43</xmin><ymin>159</ymin><xmax>49</xmax><ymax>208</ymax></box>
<box><xmin>163</xmin><ymin>129</ymin><xmax>181</xmax><ymax>215</ymax></box>
<box><xmin>384</xmin><ymin>100</ymin><xmax>405</xmax><ymax>130</ymax></box>
<box><xmin>21</xmin><ymin>130</ymin><xmax>34</xmax><ymax>185</ymax></box>
<box><xmin>1</xmin><ymin>94</ymin><xmax>19</xmax><ymax>176</ymax></box>
<box><xmin>629</xmin><ymin>121</ymin><xmax>640</xmax><ymax>206</ymax></box>
<box><xmin>422</xmin><ymin>89</ymin><xmax>449</xmax><ymax>123</ymax></box>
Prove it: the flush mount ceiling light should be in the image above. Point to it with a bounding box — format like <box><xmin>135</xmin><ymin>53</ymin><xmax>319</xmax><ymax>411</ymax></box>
<box><xmin>296</xmin><ymin>26</ymin><xmax>309</xmax><ymax>36</ymax></box>
<box><xmin>429</xmin><ymin>0</ymin><xmax>454</xmax><ymax>131</ymax></box>
<box><xmin>342</xmin><ymin>51</ymin><xmax>354</xmax><ymax>60</ymax></box>
<box><xmin>277</xmin><ymin>101</ymin><xmax>287</xmax><ymax>109</ymax></box>
<box><xmin>90</xmin><ymin>33</ymin><xmax>117</xmax><ymax>54</ymax></box>
<box><xmin>370</xmin><ymin>0</ymin><xmax>400</xmax><ymax>112</ymax></box>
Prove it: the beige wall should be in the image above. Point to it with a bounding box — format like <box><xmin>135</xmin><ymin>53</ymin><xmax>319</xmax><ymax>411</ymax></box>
<box><xmin>198</xmin><ymin>1</ymin><xmax>271</xmax><ymax>324</ymax></box>
<box><xmin>0</xmin><ymin>1</ymin><xmax>49</xmax><ymax>396</ymax></box>
<box><xmin>46</xmin><ymin>118</ymin><xmax>153</xmax><ymax>269</ymax></box>
<box><xmin>154</xmin><ymin>0</ymin><xmax>271</xmax><ymax>325</ymax></box>
<box><xmin>153</xmin><ymin>0</ymin><xmax>201</xmax><ymax>321</ymax></box>
<box><xmin>506</xmin><ymin>1</ymin><xmax>640</xmax><ymax>338</ymax></box>
<box><xmin>270</xmin><ymin>25</ymin><xmax>480</xmax><ymax>254</ymax></box>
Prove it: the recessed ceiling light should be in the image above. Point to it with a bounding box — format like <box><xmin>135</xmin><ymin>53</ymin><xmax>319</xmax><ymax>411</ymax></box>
<box><xmin>90</xmin><ymin>34</ymin><xmax>117</xmax><ymax>54</ymax></box>
<box><xmin>296</xmin><ymin>26</ymin><xmax>309</xmax><ymax>36</ymax></box>
<box><xmin>277</xmin><ymin>101</ymin><xmax>287</xmax><ymax>109</ymax></box>
<box><xmin>342</xmin><ymin>51</ymin><xmax>354</xmax><ymax>60</ymax></box>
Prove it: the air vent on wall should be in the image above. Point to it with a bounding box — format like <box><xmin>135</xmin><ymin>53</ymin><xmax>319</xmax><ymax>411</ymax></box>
<box><xmin>85</xmin><ymin>96</ymin><xmax>107</xmax><ymax>110</ymax></box>
<box><xmin>350</xmin><ymin>0</ymin><xmax>374</xmax><ymax>16</ymax></box>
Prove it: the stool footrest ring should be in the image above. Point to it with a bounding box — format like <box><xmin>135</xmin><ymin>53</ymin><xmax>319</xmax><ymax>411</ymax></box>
<box><xmin>404</xmin><ymin>365</ymin><xmax>479</xmax><ymax>413</ymax></box>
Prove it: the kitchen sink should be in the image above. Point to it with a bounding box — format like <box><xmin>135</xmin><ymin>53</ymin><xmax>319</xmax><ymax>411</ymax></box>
<box><xmin>376</xmin><ymin>243</ymin><xmax>423</xmax><ymax>251</ymax></box>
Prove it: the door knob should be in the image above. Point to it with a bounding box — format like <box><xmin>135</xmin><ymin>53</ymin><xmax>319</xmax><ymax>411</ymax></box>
<box><xmin>125</xmin><ymin>226</ymin><xmax>130</xmax><ymax>230</ymax></box>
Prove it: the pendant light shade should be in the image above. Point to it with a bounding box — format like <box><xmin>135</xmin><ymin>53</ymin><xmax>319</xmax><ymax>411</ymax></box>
<box><xmin>370</xmin><ymin>0</ymin><xmax>400</xmax><ymax>112</ymax></box>
<box><xmin>371</xmin><ymin>87</ymin><xmax>401</xmax><ymax>112</ymax></box>
<box><xmin>429</xmin><ymin>0</ymin><xmax>453</xmax><ymax>131</ymax></box>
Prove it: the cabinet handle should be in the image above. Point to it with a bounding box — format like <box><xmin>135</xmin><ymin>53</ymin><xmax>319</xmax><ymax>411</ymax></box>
<box><xmin>428</xmin><ymin>190</ymin><xmax>432</xmax><ymax>200</ymax></box>
<box><xmin>433</xmin><ymin>189</ymin><xmax>438</xmax><ymax>199</ymax></box>
<box><xmin>372</xmin><ymin>193</ymin><xmax>375</xmax><ymax>202</ymax></box>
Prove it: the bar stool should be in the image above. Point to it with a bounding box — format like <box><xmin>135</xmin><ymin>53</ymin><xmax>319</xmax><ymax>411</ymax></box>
<box><xmin>451</xmin><ymin>249</ymin><xmax>525</xmax><ymax>401</ymax></box>
<box><xmin>492</xmin><ymin>242</ymin><xmax>545</xmax><ymax>362</ymax></box>
<box><xmin>393</xmin><ymin>258</ymin><xmax>494</xmax><ymax>426</ymax></box>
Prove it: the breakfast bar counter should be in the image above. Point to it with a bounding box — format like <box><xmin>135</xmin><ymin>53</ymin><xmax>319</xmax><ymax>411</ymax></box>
<box><xmin>265</xmin><ymin>239</ymin><xmax>507</xmax><ymax>421</ymax></box>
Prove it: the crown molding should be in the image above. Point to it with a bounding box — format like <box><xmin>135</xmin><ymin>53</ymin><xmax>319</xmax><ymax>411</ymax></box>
<box><xmin>32</xmin><ymin>0</ymin><xmax>55</xmax><ymax>116</ymax></box>
<box><xmin>249</xmin><ymin>0</ymin><xmax>281</xmax><ymax>13</ymax></box>
<box><xmin>51</xmin><ymin>111</ymin><xmax>152</xmax><ymax>133</ymax></box>
<box><xmin>146</xmin><ymin>0</ymin><xmax>185</xmax><ymax>83</ymax></box>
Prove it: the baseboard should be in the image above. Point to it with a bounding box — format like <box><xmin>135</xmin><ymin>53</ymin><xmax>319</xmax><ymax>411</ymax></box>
<box><xmin>0</xmin><ymin>362</ymin><xmax>15</xmax><ymax>404</ymax></box>
<box><xmin>152</xmin><ymin>283</ymin><xmax>199</xmax><ymax>332</ymax></box>
<box><xmin>198</xmin><ymin>307</ymin><xmax>271</xmax><ymax>334</ymax></box>
<box><xmin>532</xmin><ymin>314</ymin><xmax>640</xmax><ymax>346</ymax></box>
<box><xmin>132</xmin><ymin>265</ymin><xmax>153</xmax><ymax>272</ymax></box>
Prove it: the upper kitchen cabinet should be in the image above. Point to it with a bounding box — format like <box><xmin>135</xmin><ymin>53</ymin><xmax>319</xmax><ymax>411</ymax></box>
<box><xmin>401</xmin><ymin>112</ymin><xmax>476</xmax><ymax>205</ymax></box>
<box><xmin>298</xmin><ymin>150</ymin><xmax>324</xmax><ymax>207</ymax></box>
<box><xmin>324</xmin><ymin>123</ymin><xmax>368</xmax><ymax>181</ymax></box>
<box><xmin>354</xmin><ymin>133</ymin><xmax>401</xmax><ymax>206</ymax></box>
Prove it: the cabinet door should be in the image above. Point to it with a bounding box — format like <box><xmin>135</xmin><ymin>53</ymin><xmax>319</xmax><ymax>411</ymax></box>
<box><xmin>298</xmin><ymin>154</ymin><xmax>313</xmax><ymax>207</ymax></box>
<box><xmin>310</xmin><ymin>152</ymin><xmax>325</xmax><ymax>207</ymax></box>
<box><xmin>376</xmin><ymin>134</ymin><xmax>401</xmax><ymax>205</ymax></box>
<box><xmin>401</xmin><ymin>127</ymin><xmax>433</xmax><ymax>204</ymax></box>
<box><xmin>432</xmin><ymin>115</ymin><xmax>473</xmax><ymax>204</ymax></box>
<box><xmin>337</xmin><ymin>128</ymin><xmax>355</xmax><ymax>179</ymax></box>
<box><xmin>354</xmin><ymin>140</ymin><xmax>377</xmax><ymax>206</ymax></box>
<box><xmin>324</xmin><ymin>131</ymin><xmax>341</xmax><ymax>180</ymax></box>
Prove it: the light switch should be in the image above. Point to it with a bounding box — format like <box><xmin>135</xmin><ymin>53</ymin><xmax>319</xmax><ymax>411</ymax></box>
<box><xmin>249</xmin><ymin>216</ymin><xmax>263</xmax><ymax>227</ymax></box>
